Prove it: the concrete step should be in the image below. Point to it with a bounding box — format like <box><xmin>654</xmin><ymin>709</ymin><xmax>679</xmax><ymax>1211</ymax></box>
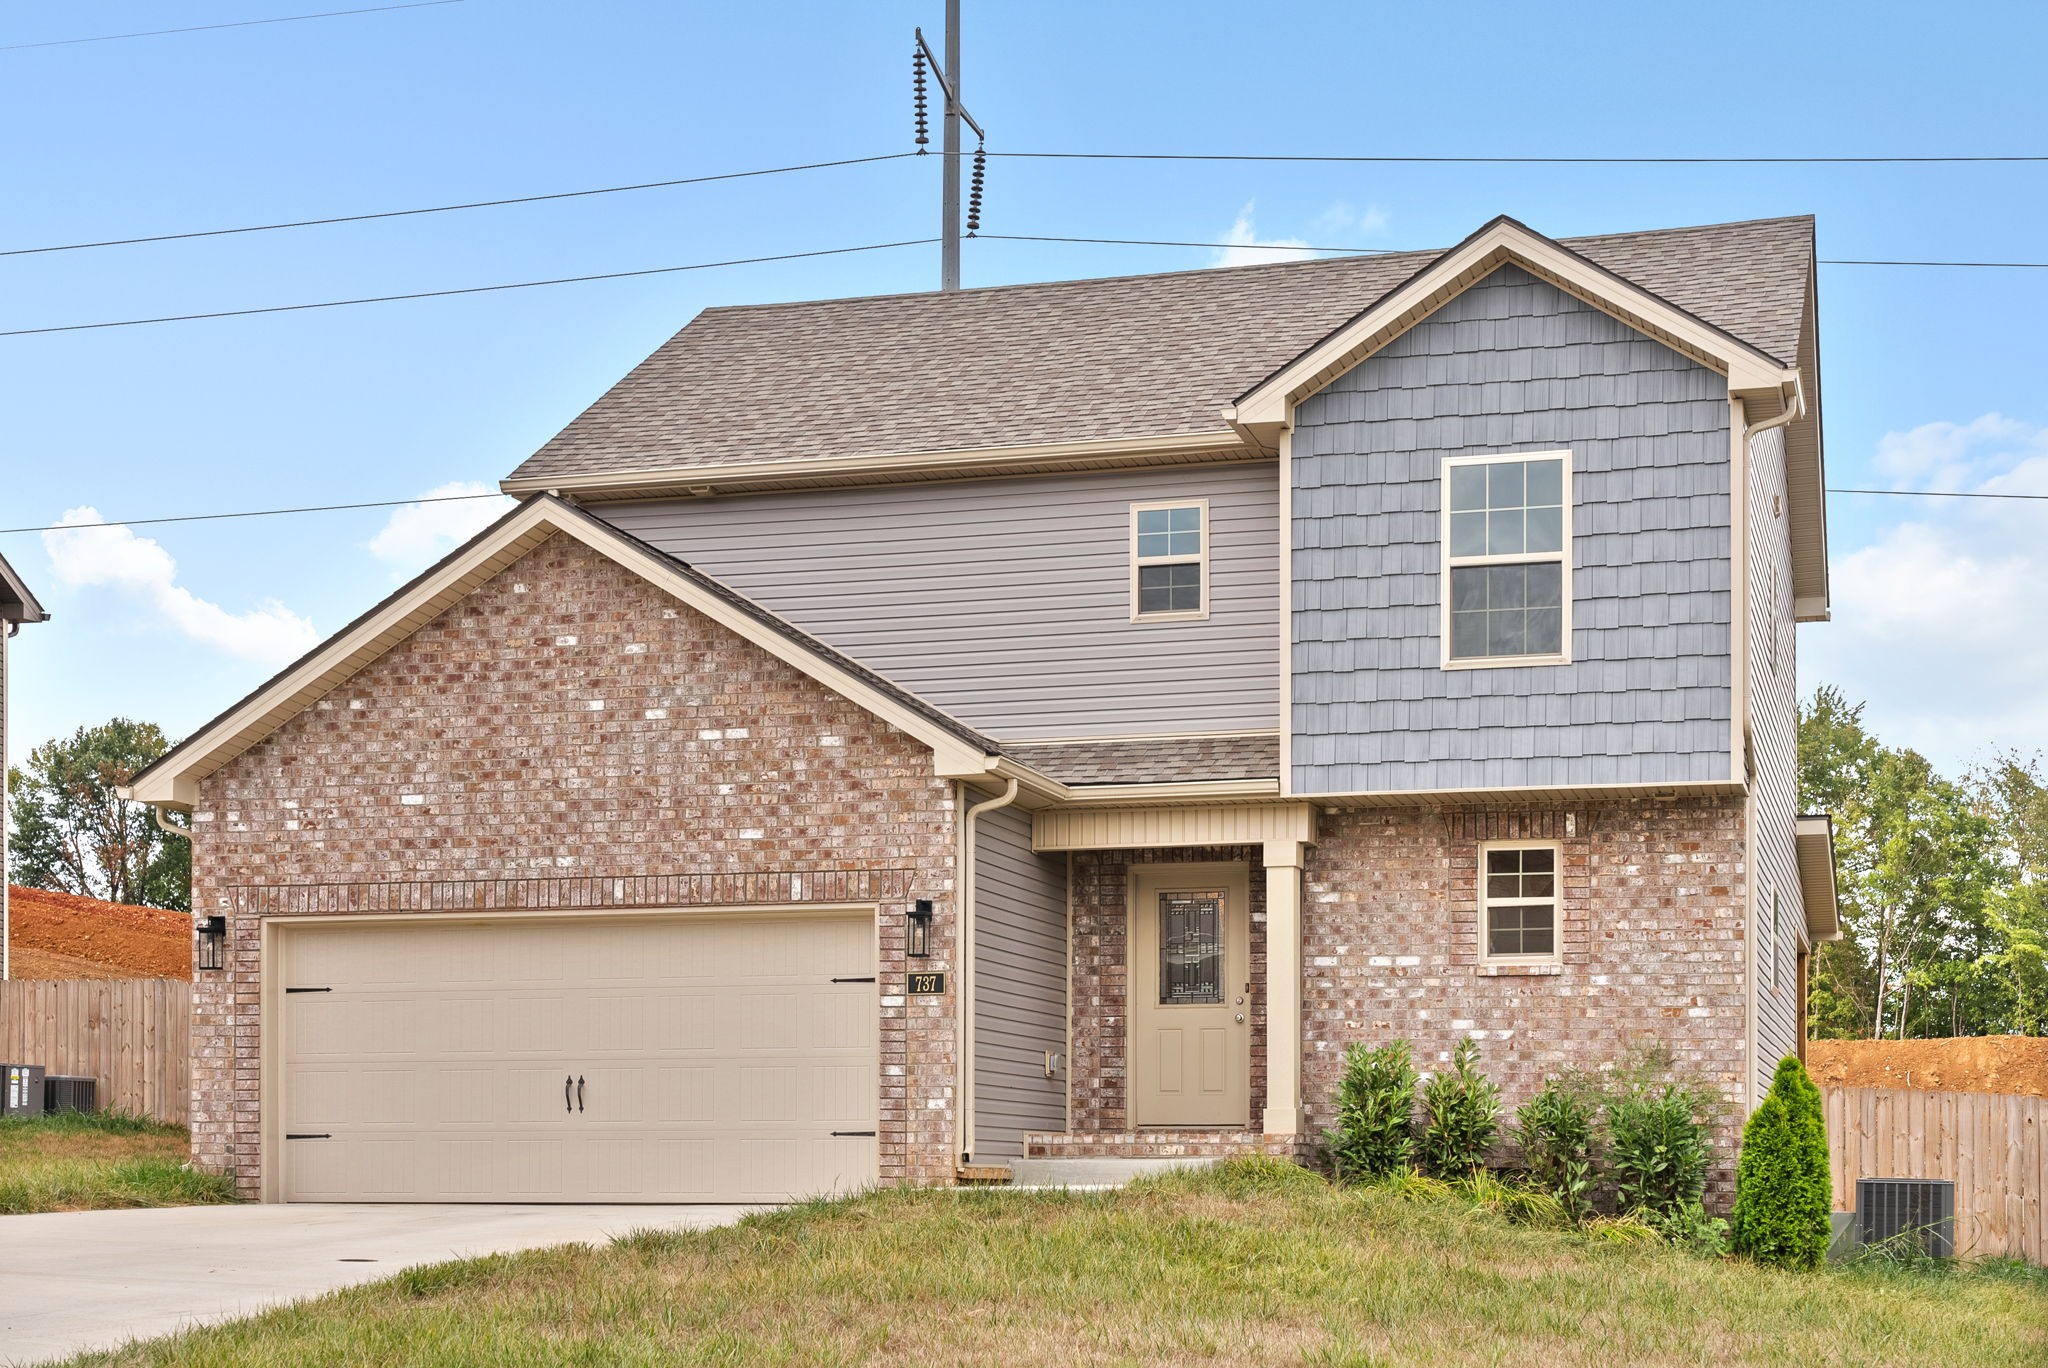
<box><xmin>1008</xmin><ymin>1155</ymin><xmax>1220</xmax><ymax>1188</ymax></box>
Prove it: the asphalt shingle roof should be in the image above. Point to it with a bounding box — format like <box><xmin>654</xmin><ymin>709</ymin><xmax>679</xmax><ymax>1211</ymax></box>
<box><xmin>1003</xmin><ymin>735</ymin><xmax>1281</xmax><ymax>787</ymax></box>
<box><xmin>507</xmin><ymin>215</ymin><xmax>1813</xmax><ymax>484</ymax></box>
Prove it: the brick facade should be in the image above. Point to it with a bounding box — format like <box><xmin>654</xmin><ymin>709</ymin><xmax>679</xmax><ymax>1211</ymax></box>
<box><xmin>187</xmin><ymin>533</ymin><xmax>960</xmax><ymax>1197</ymax></box>
<box><xmin>1057</xmin><ymin>799</ymin><xmax>1749</xmax><ymax>1200</ymax></box>
<box><xmin>1300</xmin><ymin>797</ymin><xmax>1750</xmax><ymax>1197</ymax></box>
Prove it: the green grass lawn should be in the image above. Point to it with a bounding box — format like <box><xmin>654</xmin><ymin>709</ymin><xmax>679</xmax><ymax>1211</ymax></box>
<box><xmin>57</xmin><ymin>1159</ymin><xmax>2045</xmax><ymax>1367</ymax></box>
<box><xmin>0</xmin><ymin>1111</ymin><xmax>237</xmax><ymax>1215</ymax></box>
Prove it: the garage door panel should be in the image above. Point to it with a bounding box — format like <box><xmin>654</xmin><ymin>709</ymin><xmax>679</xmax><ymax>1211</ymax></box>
<box><xmin>279</xmin><ymin>913</ymin><xmax>877</xmax><ymax>1202</ymax></box>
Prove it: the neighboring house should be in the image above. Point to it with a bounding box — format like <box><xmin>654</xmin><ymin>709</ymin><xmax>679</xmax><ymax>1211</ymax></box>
<box><xmin>4</xmin><ymin>885</ymin><xmax>192</xmax><ymax>980</ymax></box>
<box><xmin>129</xmin><ymin>214</ymin><xmax>1843</xmax><ymax>1204</ymax></box>
<box><xmin>1</xmin><ymin>552</ymin><xmax>50</xmax><ymax>982</ymax></box>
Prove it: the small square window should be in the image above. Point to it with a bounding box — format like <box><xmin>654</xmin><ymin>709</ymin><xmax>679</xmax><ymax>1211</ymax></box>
<box><xmin>1132</xmin><ymin>501</ymin><xmax>1207</xmax><ymax>620</ymax></box>
<box><xmin>1480</xmin><ymin>844</ymin><xmax>1561</xmax><ymax>964</ymax></box>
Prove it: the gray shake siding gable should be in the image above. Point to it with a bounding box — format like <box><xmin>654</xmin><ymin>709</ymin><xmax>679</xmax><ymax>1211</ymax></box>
<box><xmin>1290</xmin><ymin>264</ymin><xmax>1735</xmax><ymax>794</ymax></box>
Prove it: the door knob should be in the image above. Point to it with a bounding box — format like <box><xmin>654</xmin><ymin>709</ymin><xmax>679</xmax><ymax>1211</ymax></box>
<box><xmin>1235</xmin><ymin>1013</ymin><xmax>1246</xmax><ymax>1023</ymax></box>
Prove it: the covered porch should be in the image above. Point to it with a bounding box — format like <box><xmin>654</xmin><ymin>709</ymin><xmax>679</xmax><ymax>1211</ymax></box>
<box><xmin>1019</xmin><ymin>802</ymin><xmax>1316</xmax><ymax>1171</ymax></box>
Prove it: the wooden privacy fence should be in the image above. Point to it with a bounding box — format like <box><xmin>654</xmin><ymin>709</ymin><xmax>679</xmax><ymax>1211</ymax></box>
<box><xmin>1823</xmin><ymin>1084</ymin><xmax>2044</xmax><ymax>1263</ymax></box>
<box><xmin>0</xmin><ymin>979</ymin><xmax>191</xmax><ymax>1124</ymax></box>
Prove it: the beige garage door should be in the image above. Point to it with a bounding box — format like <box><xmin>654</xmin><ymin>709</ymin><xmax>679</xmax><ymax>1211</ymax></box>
<box><xmin>275</xmin><ymin>912</ymin><xmax>877</xmax><ymax>1203</ymax></box>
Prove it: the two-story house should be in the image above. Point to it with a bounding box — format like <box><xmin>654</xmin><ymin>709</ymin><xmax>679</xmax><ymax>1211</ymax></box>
<box><xmin>129</xmin><ymin>213</ymin><xmax>1840</xmax><ymax>1203</ymax></box>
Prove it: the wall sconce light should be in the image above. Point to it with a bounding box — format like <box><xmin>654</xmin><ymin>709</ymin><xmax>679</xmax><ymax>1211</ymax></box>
<box><xmin>906</xmin><ymin>899</ymin><xmax>934</xmax><ymax>959</ymax></box>
<box><xmin>195</xmin><ymin>916</ymin><xmax>227</xmax><ymax>972</ymax></box>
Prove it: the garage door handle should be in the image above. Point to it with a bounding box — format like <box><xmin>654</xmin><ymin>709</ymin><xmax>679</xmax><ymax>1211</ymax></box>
<box><xmin>576</xmin><ymin>1076</ymin><xmax>585</xmax><ymax>1113</ymax></box>
<box><xmin>565</xmin><ymin>1075</ymin><xmax>573</xmax><ymax>1113</ymax></box>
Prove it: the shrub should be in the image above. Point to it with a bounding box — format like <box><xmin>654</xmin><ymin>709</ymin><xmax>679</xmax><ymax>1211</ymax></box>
<box><xmin>1326</xmin><ymin>1039</ymin><xmax>1418</xmax><ymax>1181</ymax></box>
<box><xmin>1459</xmin><ymin>1168</ymin><xmax>1569</xmax><ymax>1229</ymax></box>
<box><xmin>1514</xmin><ymin>1077</ymin><xmax>1601</xmax><ymax>1224</ymax></box>
<box><xmin>1418</xmin><ymin>1037</ymin><xmax>1502</xmax><ymax>1179</ymax></box>
<box><xmin>1730</xmin><ymin>1055</ymin><xmax>1832</xmax><ymax>1270</ymax></box>
<box><xmin>1606</xmin><ymin>1083</ymin><xmax>1713</xmax><ymax>1237</ymax></box>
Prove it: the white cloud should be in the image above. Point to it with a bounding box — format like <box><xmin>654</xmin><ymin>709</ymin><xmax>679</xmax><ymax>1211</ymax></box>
<box><xmin>1805</xmin><ymin>414</ymin><xmax>2048</xmax><ymax>770</ymax></box>
<box><xmin>1207</xmin><ymin>202</ymin><xmax>1393</xmax><ymax>269</ymax></box>
<box><xmin>41</xmin><ymin>508</ymin><xmax>320</xmax><ymax>666</ymax></box>
<box><xmin>1208</xmin><ymin>202</ymin><xmax>1318</xmax><ymax>268</ymax></box>
<box><xmin>367</xmin><ymin>481</ymin><xmax>513</xmax><ymax>577</ymax></box>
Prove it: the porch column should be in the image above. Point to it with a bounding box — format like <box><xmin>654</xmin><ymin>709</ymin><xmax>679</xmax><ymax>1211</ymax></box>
<box><xmin>1262</xmin><ymin>839</ymin><xmax>1306</xmax><ymax>1135</ymax></box>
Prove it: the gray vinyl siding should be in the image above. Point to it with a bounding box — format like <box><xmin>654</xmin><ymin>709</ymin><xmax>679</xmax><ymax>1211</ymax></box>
<box><xmin>1290</xmin><ymin>264</ymin><xmax>1735</xmax><ymax>793</ymax></box>
<box><xmin>1748</xmin><ymin>423</ymin><xmax>1805</xmax><ymax>1098</ymax></box>
<box><xmin>592</xmin><ymin>463</ymin><xmax>1279</xmax><ymax>740</ymax></box>
<box><xmin>971</xmin><ymin>803</ymin><xmax>1069</xmax><ymax>1161</ymax></box>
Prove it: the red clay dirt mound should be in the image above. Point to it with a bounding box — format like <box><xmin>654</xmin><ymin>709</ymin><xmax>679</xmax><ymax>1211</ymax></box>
<box><xmin>1806</xmin><ymin>1036</ymin><xmax>2048</xmax><ymax>1099</ymax></box>
<box><xmin>5</xmin><ymin>885</ymin><xmax>190</xmax><ymax>980</ymax></box>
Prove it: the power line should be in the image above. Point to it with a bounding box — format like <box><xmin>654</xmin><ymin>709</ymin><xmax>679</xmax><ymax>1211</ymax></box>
<box><xmin>989</xmin><ymin>149</ymin><xmax>2048</xmax><ymax>166</ymax></box>
<box><xmin>2</xmin><ymin>153</ymin><xmax>918</xmax><ymax>257</ymax></box>
<box><xmin>0</xmin><ymin>493</ymin><xmax>505</xmax><ymax>537</ymax></box>
<box><xmin>1827</xmin><ymin>488</ymin><xmax>2048</xmax><ymax>501</ymax></box>
<box><xmin>0</xmin><ymin>238</ymin><xmax>939</xmax><ymax>337</ymax></box>
<box><xmin>1</xmin><ymin>0</ymin><xmax>462</xmax><ymax>51</ymax></box>
<box><xmin>980</xmin><ymin>233</ymin><xmax>2048</xmax><ymax>269</ymax></box>
<box><xmin>5</xmin><ymin>484</ymin><xmax>2041</xmax><ymax>540</ymax></box>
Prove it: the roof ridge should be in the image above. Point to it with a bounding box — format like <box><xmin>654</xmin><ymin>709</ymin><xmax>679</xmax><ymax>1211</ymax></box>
<box><xmin>690</xmin><ymin>214</ymin><xmax>1817</xmax><ymax>319</ymax></box>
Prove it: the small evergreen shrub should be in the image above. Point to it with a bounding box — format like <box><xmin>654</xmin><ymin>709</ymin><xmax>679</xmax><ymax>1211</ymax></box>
<box><xmin>1326</xmin><ymin>1039</ymin><xmax>1418</xmax><ymax>1181</ymax></box>
<box><xmin>1730</xmin><ymin>1055</ymin><xmax>1832</xmax><ymax>1270</ymax></box>
<box><xmin>1514</xmin><ymin>1078</ymin><xmax>1601</xmax><ymax>1224</ymax></box>
<box><xmin>1419</xmin><ymin>1037</ymin><xmax>1502</xmax><ymax>1178</ymax></box>
<box><xmin>1606</xmin><ymin>1083</ymin><xmax>1713</xmax><ymax>1237</ymax></box>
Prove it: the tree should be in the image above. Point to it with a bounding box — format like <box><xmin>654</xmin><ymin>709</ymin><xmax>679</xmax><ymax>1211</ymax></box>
<box><xmin>1967</xmin><ymin>753</ymin><xmax>2048</xmax><ymax>1035</ymax></box>
<box><xmin>7</xmin><ymin>718</ymin><xmax>189</xmax><ymax>911</ymax></box>
<box><xmin>1797</xmin><ymin>689</ymin><xmax>2005</xmax><ymax>1039</ymax></box>
<box><xmin>1730</xmin><ymin>1055</ymin><xmax>1832</xmax><ymax>1270</ymax></box>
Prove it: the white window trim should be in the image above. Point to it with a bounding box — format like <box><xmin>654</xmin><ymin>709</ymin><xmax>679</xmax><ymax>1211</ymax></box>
<box><xmin>1129</xmin><ymin>497</ymin><xmax>1211</xmax><ymax>623</ymax></box>
<box><xmin>1440</xmin><ymin>450</ymin><xmax>1574</xmax><ymax>670</ymax></box>
<box><xmin>1478</xmin><ymin>838</ymin><xmax>1564</xmax><ymax>966</ymax></box>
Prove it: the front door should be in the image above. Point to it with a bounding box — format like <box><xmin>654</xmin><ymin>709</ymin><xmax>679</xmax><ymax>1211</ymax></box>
<box><xmin>1128</xmin><ymin>863</ymin><xmax>1250</xmax><ymax>1128</ymax></box>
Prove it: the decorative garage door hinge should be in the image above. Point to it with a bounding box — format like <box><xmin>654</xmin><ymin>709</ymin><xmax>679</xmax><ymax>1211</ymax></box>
<box><xmin>830</xmin><ymin>1130</ymin><xmax>877</xmax><ymax>1137</ymax></box>
<box><xmin>284</xmin><ymin>987</ymin><xmax>333</xmax><ymax>994</ymax></box>
<box><xmin>830</xmin><ymin>976</ymin><xmax>877</xmax><ymax>984</ymax></box>
<box><xmin>285</xmin><ymin>1133</ymin><xmax>332</xmax><ymax>1140</ymax></box>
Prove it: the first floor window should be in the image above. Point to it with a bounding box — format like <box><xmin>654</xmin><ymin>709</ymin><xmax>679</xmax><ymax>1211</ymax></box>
<box><xmin>1443</xmin><ymin>452</ymin><xmax>1571</xmax><ymax>665</ymax></box>
<box><xmin>1481</xmin><ymin>844</ymin><xmax>1559</xmax><ymax>962</ymax></box>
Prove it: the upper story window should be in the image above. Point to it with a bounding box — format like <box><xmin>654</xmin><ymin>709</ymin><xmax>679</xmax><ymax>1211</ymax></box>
<box><xmin>1480</xmin><ymin>842</ymin><xmax>1560</xmax><ymax>964</ymax></box>
<box><xmin>1131</xmin><ymin>500</ymin><xmax>1208</xmax><ymax>621</ymax></box>
<box><xmin>1442</xmin><ymin>451</ymin><xmax>1571</xmax><ymax>667</ymax></box>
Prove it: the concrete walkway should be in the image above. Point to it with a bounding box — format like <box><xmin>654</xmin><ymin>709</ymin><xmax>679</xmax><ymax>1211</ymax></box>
<box><xmin>0</xmin><ymin>1202</ymin><xmax>755</xmax><ymax>1365</ymax></box>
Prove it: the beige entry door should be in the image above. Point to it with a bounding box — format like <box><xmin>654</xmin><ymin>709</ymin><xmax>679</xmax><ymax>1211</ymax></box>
<box><xmin>274</xmin><ymin>911</ymin><xmax>877</xmax><ymax>1203</ymax></box>
<box><xmin>1128</xmin><ymin>863</ymin><xmax>1250</xmax><ymax>1127</ymax></box>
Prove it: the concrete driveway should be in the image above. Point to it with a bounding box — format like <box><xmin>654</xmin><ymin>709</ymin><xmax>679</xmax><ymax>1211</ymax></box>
<box><xmin>0</xmin><ymin>1203</ymin><xmax>755</xmax><ymax>1365</ymax></box>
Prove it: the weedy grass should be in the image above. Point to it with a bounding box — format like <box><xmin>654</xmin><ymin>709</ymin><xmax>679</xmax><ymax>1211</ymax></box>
<box><xmin>0</xmin><ymin>1112</ymin><xmax>237</xmax><ymax>1214</ymax></box>
<box><xmin>52</xmin><ymin>1157</ymin><xmax>2044</xmax><ymax>1367</ymax></box>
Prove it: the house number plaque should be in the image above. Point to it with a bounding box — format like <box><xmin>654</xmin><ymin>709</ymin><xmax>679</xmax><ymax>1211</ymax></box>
<box><xmin>906</xmin><ymin>971</ymin><xmax>946</xmax><ymax>995</ymax></box>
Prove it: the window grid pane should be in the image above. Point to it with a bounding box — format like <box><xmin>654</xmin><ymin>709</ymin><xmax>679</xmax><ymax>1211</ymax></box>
<box><xmin>1160</xmin><ymin>891</ymin><xmax>1224</xmax><ymax>1004</ymax></box>
<box><xmin>1138</xmin><ymin>562</ymin><xmax>1202</xmax><ymax>614</ymax></box>
<box><xmin>1449</xmin><ymin>564</ymin><xmax>1563</xmax><ymax>658</ymax></box>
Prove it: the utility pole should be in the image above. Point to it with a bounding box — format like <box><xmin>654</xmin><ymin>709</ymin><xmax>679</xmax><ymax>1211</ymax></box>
<box><xmin>941</xmin><ymin>0</ymin><xmax>961</xmax><ymax>292</ymax></box>
<box><xmin>914</xmin><ymin>8</ymin><xmax>983</xmax><ymax>292</ymax></box>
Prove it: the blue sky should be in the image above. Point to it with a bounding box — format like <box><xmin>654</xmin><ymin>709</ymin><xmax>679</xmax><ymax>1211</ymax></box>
<box><xmin>5</xmin><ymin>0</ymin><xmax>2046</xmax><ymax>778</ymax></box>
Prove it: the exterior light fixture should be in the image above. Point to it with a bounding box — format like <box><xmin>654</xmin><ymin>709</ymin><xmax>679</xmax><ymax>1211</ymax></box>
<box><xmin>906</xmin><ymin>899</ymin><xmax>934</xmax><ymax>959</ymax></box>
<box><xmin>195</xmin><ymin>916</ymin><xmax>227</xmax><ymax>972</ymax></box>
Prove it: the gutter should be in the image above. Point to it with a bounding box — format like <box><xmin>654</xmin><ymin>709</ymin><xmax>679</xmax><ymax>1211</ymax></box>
<box><xmin>954</xmin><ymin>776</ymin><xmax>1019</xmax><ymax>1168</ymax></box>
<box><xmin>1743</xmin><ymin>372</ymin><xmax>1806</xmax><ymax>443</ymax></box>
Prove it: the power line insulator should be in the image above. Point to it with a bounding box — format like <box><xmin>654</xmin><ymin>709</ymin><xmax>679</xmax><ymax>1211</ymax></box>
<box><xmin>966</xmin><ymin>141</ymin><xmax>986</xmax><ymax>233</ymax></box>
<box><xmin>913</xmin><ymin>48</ymin><xmax>930</xmax><ymax>148</ymax></box>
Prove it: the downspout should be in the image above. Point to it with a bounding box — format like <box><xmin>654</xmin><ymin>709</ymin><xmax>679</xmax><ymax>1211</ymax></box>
<box><xmin>1</xmin><ymin>623</ymin><xmax>11</xmax><ymax>981</ymax></box>
<box><xmin>1743</xmin><ymin>374</ymin><xmax>1805</xmax><ymax>443</ymax></box>
<box><xmin>1735</xmin><ymin>372</ymin><xmax>1803</xmax><ymax>1111</ymax></box>
<box><xmin>955</xmin><ymin>775</ymin><xmax>1018</xmax><ymax>1168</ymax></box>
